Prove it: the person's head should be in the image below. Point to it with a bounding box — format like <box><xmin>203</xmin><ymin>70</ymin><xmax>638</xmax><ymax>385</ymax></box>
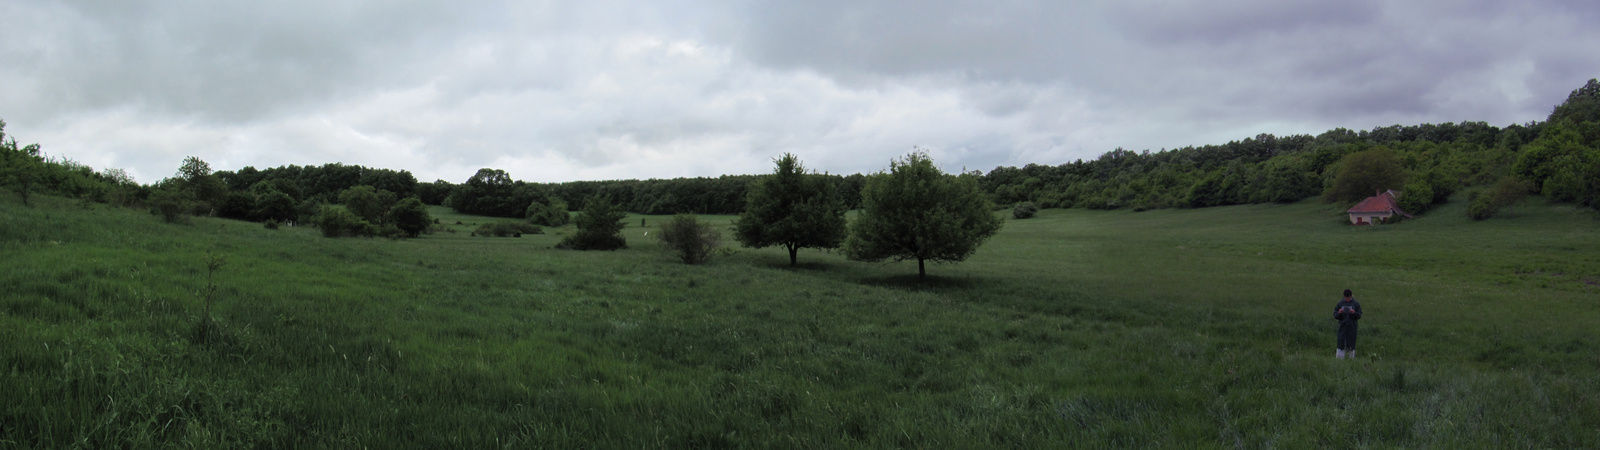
<box><xmin>1343</xmin><ymin>289</ymin><xmax>1353</xmax><ymax>298</ymax></box>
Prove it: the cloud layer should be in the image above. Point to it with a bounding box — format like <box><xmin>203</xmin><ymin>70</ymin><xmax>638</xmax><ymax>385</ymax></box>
<box><xmin>3</xmin><ymin>1</ymin><xmax>1598</xmax><ymax>184</ymax></box>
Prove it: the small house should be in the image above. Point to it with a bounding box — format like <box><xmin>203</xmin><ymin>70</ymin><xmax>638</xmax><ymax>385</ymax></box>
<box><xmin>1347</xmin><ymin>190</ymin><xmax>1410</xmax><ymax>225</ymax></box>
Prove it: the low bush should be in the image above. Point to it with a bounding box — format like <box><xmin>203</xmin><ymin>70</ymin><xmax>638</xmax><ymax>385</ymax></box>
<box><xmin>1396</xmin><ymin>181</ymin><xmax>1435</xmax><ymax>215</ymax></box>
<box><xmin>147</xmin><ymin>187</ymin><xmax>190</xmax><ymax>224</ymax></box>
<box><xmin>217</xmin><ymin>191</ymin><xmax>256</xmax><ymax>220</ymax></box>
<box><xmin>656</xmin><ymin>213</ymin><xmax>721</xmax><ymax>264</ymax></box>
<box><xmin>316</xmin><ymin>205</ymin><xmax>376</xmax><ymax>238</ymax></box>
<box><xmin>474</xmin><ymin>221</ymin><xmax>542</xmax><ymax>237</ymax></box>
<box><xmin>1012</xmin><ymin>202</ymin><xmax>1039</xmax><ymax>219</ymax></box>
<box><xmin>1467</xmin><ymin>194</ymin><xmax>1496</xmax><ymax>220</ymax></box>
<box><xmin>556</xmin><ymin>233</ymin><xmax>625</xmax><ymax>249</ymax></box>
<box><xmin>1467</xmin><ymin>177</ymin><xmax>1532</xmax><ymax>221</ymax></box>
<box><xmin>526</xmin><ymin>199</ymin><xmax>571</xmax><ymax>227</ymax></box>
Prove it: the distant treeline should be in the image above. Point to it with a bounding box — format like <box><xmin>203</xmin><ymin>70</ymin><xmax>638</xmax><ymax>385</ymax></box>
<box><xmin>215</xmin><ymin>163</ymin><xmax>420</xmax><ymax>205</ymax></box>
<box><xmin>542</xmin><ymin>174</ymin><xmax>866</xmax><ymax>216</ymax></box>
<box><xmin>206</xmin><ymin>164</ymin><xmax>865</xmax><ymax>220</ymax></box>
<box><xmin>981</xmin><ymin>79</ymin><xmax>1600</xmax><ymax>215</ymax></box>
<box><xmin>981</xmin><ymin>123</ymin><xmax>1522</xmax><ymax>210</ymax></box>
<box><xmin>421</xmin><ymin>79</ymin><xmax>1597</xmax><ymax>220</ymax></box>
<box><xmin>4</xmin><ymin>80</ymin><xmax>1598</xmax><ymax>222</ymax></box>
<box><xmin>413</xmin><ymin>170</ymin><xmax>866</xmax><ymax>218</ymax></box>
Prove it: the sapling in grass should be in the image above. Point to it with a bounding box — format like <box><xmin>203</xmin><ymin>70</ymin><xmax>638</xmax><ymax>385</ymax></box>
<box><xmin>198</xmin><ymin>251</ymin><xmax>227</xmax><ymax>344</ymax></box>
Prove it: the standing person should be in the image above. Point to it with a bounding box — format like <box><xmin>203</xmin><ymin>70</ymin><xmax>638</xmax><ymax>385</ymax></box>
<box><xmin>1334</xmin><ymin>289</ymin><xmax>1363</xmax><ymax>359</ymax></box>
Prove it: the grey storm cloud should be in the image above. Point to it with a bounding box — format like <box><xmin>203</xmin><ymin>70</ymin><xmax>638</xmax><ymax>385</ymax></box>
<box><xmin>2</xmin><ymin>0</ymin><xmax>1598</xmax><ymax>184</ymax></box>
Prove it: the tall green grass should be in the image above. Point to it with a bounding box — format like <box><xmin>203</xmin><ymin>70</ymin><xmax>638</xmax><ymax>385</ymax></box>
<box><xmin>2</xmin><ymin>193</ymin><xmax>1596</xmax><ymax>447</ymax></box>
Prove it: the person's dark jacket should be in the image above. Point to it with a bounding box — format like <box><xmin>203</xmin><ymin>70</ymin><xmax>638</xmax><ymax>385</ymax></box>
<box><xmin>1334</xmin><ymin>298</ymin><xmax>1362</xmax><ymax>325</ymax></box>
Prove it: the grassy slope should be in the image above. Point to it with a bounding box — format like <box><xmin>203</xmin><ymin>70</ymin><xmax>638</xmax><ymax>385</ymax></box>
<box><xmin>1</xmin><ymin>195</ymin><xmax>1596</xmax><ymax>448</ymax></box>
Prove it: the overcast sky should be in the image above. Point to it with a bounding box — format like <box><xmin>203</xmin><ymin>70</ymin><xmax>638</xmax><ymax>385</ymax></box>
<box><xmin>4</xmin><ymin>1</ymin><xmax>1598</xmax><ymax>184</ymax></box>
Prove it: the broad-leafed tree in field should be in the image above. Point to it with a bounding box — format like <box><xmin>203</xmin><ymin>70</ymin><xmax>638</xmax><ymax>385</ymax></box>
<box><xmin>1323</xmin><ymin>147</ymin><xmax>1406</xmax><ymax>204</ymax></box>
<box><xmin>387</xmin><ymin>197</ymin><xmax>432</xmax><ymax>237</ymax></box>
<box><xmin>844</xmin><ymin>150</ymin><xmax>1002</xmax><ymax>279</ymax></box>
<box><xmin>339</xmin><ymin>185</ymin><xmax>397</xmax><ymax>225</ymax></box>
<box><xmin>733</xmin><ymin>153</ymin><xmax>847</xmax><ymax>266</ymax></box>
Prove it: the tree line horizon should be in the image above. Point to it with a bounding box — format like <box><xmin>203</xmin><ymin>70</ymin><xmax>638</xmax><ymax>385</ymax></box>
<box><xmin>3</xmin><ymin>79</ymin><xmax>1599</xmax><ymax>223</ymax></box>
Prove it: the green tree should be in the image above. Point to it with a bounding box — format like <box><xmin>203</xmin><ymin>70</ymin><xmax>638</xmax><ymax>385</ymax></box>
<box><xmin>316</xmin><ymin>205</ymin><xmax>375</xmax><ymax>238</ymax></box>
<box><xmin>178</xmin><ymin>156</ymin><xmax>212</xmax><ymax>181</ymax></box>
<box><xmin>100</xmin><ymin>167</ymin><xmax>139</xmax><ymax>207</ymax></box>
<box><xmin>147</xmin><ymin>179</ymin><xmax>192</xmax><ymax>223</ymax></box>
<box><xmin>526</xmin><ymin>197</ymin><xmax>570</xmax><ymax>227</ymax></box>
<box><xmin>733</xmin><ymin>154</ymin><xmax>847</xmax><ymax>266</ymax></box>
<box><xmin>175</xmin><ymin>156</ymin><xmax>226</xmax><ymax>215</ymax></box>
<box><xmin>1548</xmin><ymin>78</ymin><xmax>1600</xmax><ymax>124</ymax></box>
<box><xmin>417</xmin><ymin>179</ymin><xmax>454</xmax><ymax>205</ymax></box>
<box><xmin>1467</xmin><ymin>177</ymin><xmax>1533</xmax><ymax>221</ymax></box>
<box><xmin>339</xmin><ymin>185</ymin><xmax>396</xmax><ymax>224</ymax></box>
<box><xmin>254</xmin><ymin>189</ymin><xmax>297</xmax><ymax>223</ymax></box>
<box><xmin>1513</xmin><ymin>122</ymin><xmax>1587</xmax><ymax>193</ymax></box>
<box><xmin>1185</xmin><ymin>172</ymin><xmax>1228</xmax><ymax>208</ymax></box>
<box><xmin>844</xmin><ymin>150</ymin><xmax>1003</xmax><ymax>279</ymax></box>
<box><xmin>387</xmin><ymin>197</ymin><xmax>432</xmax><ymax>238</ymax></box>
<box><xmin>1541</xmin><ymin>149</ymin><xmax>1600</xmax><ymax>207</ymax></box>
<box><xmin>217</xmin><ymin>191</ymin><xmax>257</xmax><ymax>220</ymax></box>
<box><xmin>1323</xmin><ymin>147</ymin><xmax>1407</xmax><ymax>203</ymax></box>
<box><xmin>557</xmin><ymin>195</ymin><xmax>627</xmax><ymax>250</ymax></box>
<box><xmin>657</xmin><ymin>213</ymin><xmax>722</xmax><ymax>264</ymax></box>
<box><xmin>0</xmin><ymin>143</ymin><xmax>42</xmax><ymax>206</ymax></box>
<box><xmin>1254</xmin><ymin>157</ymin><xmax>1318</xmax><ymax>203</ymax></box>
<box><xmin>1012</xmin><ymin>201</ymin><xmax>1038</xmax><ymax>219</ymax></box>
<box><xmin>446</xmin><ymin>168</ymin><xmax>534</xmax><ymax>217</ymax></box>
<box><xmin>1395</xmin><ymin>180</ymin><xmax>1435</xmax><ymax>215</ymax></box>
<box><xmin>0</xmin><ymin>119</ymin><xmax>45</xmax><ymax>206</ymax></box>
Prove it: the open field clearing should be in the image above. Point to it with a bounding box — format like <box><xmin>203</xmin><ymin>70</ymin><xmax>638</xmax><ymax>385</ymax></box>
<box><xmin>3</xmin><ymin>195</ymin><xmax>1597</xmax><ymax>448</ymax></box>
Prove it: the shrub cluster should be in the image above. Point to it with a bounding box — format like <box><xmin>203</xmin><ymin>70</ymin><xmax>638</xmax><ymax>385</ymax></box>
<box><xmin>1467</xmin><ymin>177</ymin><xmax>1532</xmax><ymax>221</ymax></box>
<box><xmin>316</xmin><ymin>205</ymin><xmax>379</xmax><ymax>237</ymax></box>
<box><xmin>526</xmin><ymin>198</ymin><xmax>570</xmax><ymax>227</ymax></box>
<box><xmin>388</xmin><ymin>198</ymin><xmax>431</xmax><ymax>237</ymax></box>
<box><xmin>1012</xmin><ymin>201</ymin><xmax>1038</xmax><ymax>219</ymax></box>
<box><xmin>656</xmin><ymin>214</ymin><xmax>721</xmax><ymax>264</ymax></box>
<box><xmin>306</xmin><ymin>188</ymin><xmax>431</xmax><ymax>238</ymax></box>
<box><xmin>473</xmin><ymin>222</ymin><xmax>542</xmax><ymax>237</ymax></box>
<box><xmin>1395</xmin><ymin>181</ymin><xmax>1435</xmax><ymax>215</ymax></box>
<box><xmin>147</xmin><ymin>186</ymin><xmax>190</xmax><ymax>223</ymax></box>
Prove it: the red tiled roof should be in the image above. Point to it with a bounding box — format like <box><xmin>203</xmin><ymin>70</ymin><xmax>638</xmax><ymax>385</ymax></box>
<box><xmin>1347</xmin><ymin>190</ymin><xmax>1408</xmax><ymax>215</ymax></box>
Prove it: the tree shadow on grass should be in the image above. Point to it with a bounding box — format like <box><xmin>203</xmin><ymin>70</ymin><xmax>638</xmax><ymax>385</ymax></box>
<box><xmin>741</xmin><ymin>251</ymin><xmax>999</xmax><ymax>292</ymax></box>
<box><xmin>743</xmin><ymin>251</ymin><xmax>844</xmax><ymax>272</ymax></box>
<box><xmin>855</xmin><ymin>273</ymin><xmax>993</xmax><ymax>292</ymax></box>
<box><xmin>760</xmin><ymin>260</ymin><xmax>837</xmax><ymax>272</ymax></box>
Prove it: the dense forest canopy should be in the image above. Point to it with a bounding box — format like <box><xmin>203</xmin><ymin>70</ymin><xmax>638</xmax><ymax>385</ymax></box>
<box><xmin>3</xmin><ymin>79</ymin><xmax>1598</xmax><ymax>222</ymax></box>
<box><xmin>979</xmin><ymin>80</ymin><xmax>1599</xmax><ymax>214</ymax></box>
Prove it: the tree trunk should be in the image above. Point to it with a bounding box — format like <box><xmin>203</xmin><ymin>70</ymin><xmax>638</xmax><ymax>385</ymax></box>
<box><xmin>788</xmin><ymin>246</ymin><xmax>799</xmax><ymax>266</ymax></box>
<box><xmin>918</xmin><ymin>258</ymin><xmax>926</xmax><ymax>279</ymax></box>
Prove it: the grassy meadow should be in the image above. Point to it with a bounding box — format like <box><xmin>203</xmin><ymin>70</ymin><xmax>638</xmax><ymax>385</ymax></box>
<box><xmin>2</xmin><ymin>193</ymin><xmax>1598</xmax><ymax>448</ymax></box>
